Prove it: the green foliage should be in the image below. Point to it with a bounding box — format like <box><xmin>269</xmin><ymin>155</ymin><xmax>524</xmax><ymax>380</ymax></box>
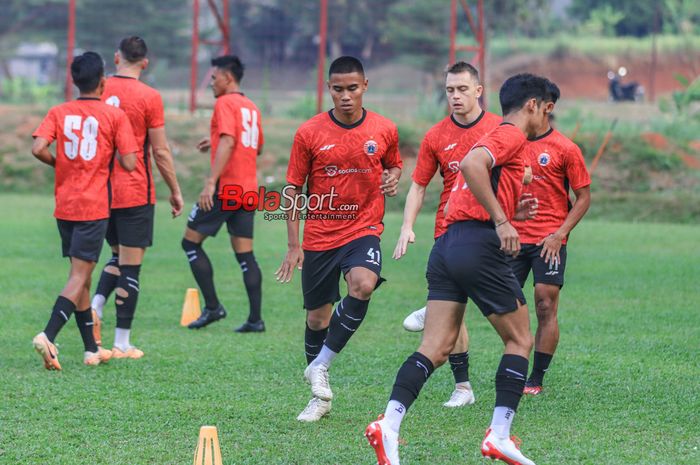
<box><xmin>285</xmin><ymin>94</ymin><xmax>318</xmax><ymax>120</ymax></box>
<box><xmin>0</xmin><ymin>78</ymin><xmax>60</xmax><ymax>104</ymax></box>
<box><xmin>579</xmin><ymin>5</ymin><xmax>625</xmax><ymax>36</ymax></box>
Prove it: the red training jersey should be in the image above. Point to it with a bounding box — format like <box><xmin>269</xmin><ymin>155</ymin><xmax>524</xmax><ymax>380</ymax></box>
<box><xmin>412</xmin><ymin>111</ymin><xmax>501</xmax><ymax>238</ymax></box>
<box><xmin>287</xmin><ymin>109</ymin><xmax>403</xmax><ymax>251</ymax></box>
<box><xmin>210</xmin><ymin>92</ymin><xmax>264</xmax><ymax>194</ymax></box>
<box><xmin>445</xmin><ymin>123</ymin><xmax>527</xmax><ymax>226</ymax></box>
<box><xmin>33</xmin><ymin>98</ymin><xmax>139</xmax><ymax>221</ymax></box>
<box><xmin>102</xmin><ymin>76</ymin><xmax>165</xmax><ymax>208</ymax></box>
<box><xmin>515</xmin><ymin>128</ymin><xmax>591</xmax><ymax>245</ymax></box>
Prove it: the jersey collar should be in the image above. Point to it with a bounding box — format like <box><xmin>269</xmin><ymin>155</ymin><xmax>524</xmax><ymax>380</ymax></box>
<box><xmin>328</xmin><ymin>108</ymin><xmax>367</xmax><ymax>130</ymax></box>
<box><xmin>112</xmin><ymin>74</ymin><xmax>137</xmax><ymax>80</ymax></box>
<box><xmin>77</xmin><ymin>97</ymin><xmax>101</xmax><ymax>100</ymax></box>
<box><xmin>528</xmin><ymin>127</ymin><xmax>554</xmax><ymax>142</ymax></box>
<box><xmin>450</xmin><ymin>110</ymin><xmax>484</xmax><ymax>129</ymax></box>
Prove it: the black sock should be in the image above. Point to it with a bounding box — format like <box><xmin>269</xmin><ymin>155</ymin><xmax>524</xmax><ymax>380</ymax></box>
<box><xmin>235</xmin><ymin>251</ymin><xmax>262</xmax><ymax>323</ymax></box>
<box><xmin>74</xmin><ymin>308</ymin><xmax>98</xmax><ymax>352</ymax></box>
<box><xmin>44</xmin><ymin>296</ymin><xmax>76</xmax><ymax>342</ymax></box>
<box><xmin>448</xmin><ymin>351</ymin><xmax>470</xmax><ymax>384</ymax></box>
<box><xmin>304</xmin><ymin>324</ymin><xmax>329</xmax><ymax>365</ymax></box>
<box><xmin>528</xmin><ymin>351</ymin><xmax>553</xmax><ymax>386</ymax></box>
<box><xmin>115</xmin><ymin>264</ymin><xmax>141</xmax><ymax>329</ymax></box>
<box><xmin>389</xmin><ymin>351</ymin><xmax>435</xmax><ymax>412</ymax></box>
<box><xmin>182</xmin><ymin>239</ymin><xmax>220</xmax><ymax>309</ymax></box>
<box><xmin>323</xmin><ymin>296</ymin><xmax>369</xmax><ymax>353</ymax></box>
<box><xmin>95</xmin><ymin>252</ymin><xmax>120</xmax><ymax>299</ymax></box>
<box><xmin>495</xmin><ymin>354</ymin><xmax>529</xmax><ymax>411</ymax></box>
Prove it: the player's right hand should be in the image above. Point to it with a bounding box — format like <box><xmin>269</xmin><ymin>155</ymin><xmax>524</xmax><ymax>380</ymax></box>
<box><xmin>170</xmin><ymin>191</ymin><xmax>185</xmax><ymax>218</ymax></box>
<box><xmin>275</xmin><ymin>246</ymin><xmax>304</xmax><ymax>283</ymax></box>
<box><xmin>496</xmin><ymin>221</ymin><xmax>520</xmax><ymax>257</ymax></box>
<box><xmin>196</xmin><ymin>138</ymin><xmax>211</xmax><ymax>152</ymax></box>
<box><xmin>393</xmin><ymin>227</ymin><xmax>415</xmax><ymax>259</ymax></box>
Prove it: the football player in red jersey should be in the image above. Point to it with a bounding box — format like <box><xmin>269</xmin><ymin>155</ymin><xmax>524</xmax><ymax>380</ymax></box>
<box><xmin>511</xmin><ymin>81</ymin><xmax>591</xmax><ymax>396</ymax></box>
<box><xmin>393</xmin><ymin>62</ymin><xmax>501</xmax><ymax>408</ymax></box>
<box><xmin>367</xmin><ymin>74</ymin><xmax>551</xmax><ymax>465</ymax></box>
<box><xmin>89</xmin><ymin>37</ymin><xmax>184</xmax><ymax>359</ymax></box>
<box><xmin>183</xmin><ymin>55</ymin><xmax>266</xmax><ymax>333</ymax></box>
<box><xmin>276</xmin><ymin>56</ymin><xmax>402</xmax><ymax>422</ymax></box>
<box><xmin>31</xmin><ymin>52</ymin><xmax>138</xmax><ymax>370</ymax></box>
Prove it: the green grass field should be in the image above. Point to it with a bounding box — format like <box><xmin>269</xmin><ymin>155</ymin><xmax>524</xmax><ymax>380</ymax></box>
<box><xmin>1</xmin><ymin>194</ymin><xmax>698</xmax><ymax>465</ymax></box>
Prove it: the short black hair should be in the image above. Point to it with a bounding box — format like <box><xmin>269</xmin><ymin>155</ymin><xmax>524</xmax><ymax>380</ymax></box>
<box><xmin>499</xmin><ymin>73</ymin><xmax>549</xmax><ymax>115</ymax></box>
<box><xmin>446</xmin><ymin>61</ymin><xmax>480</xmax><ymax>83</ymax></box>
<box><xmin>71</xmin><ymin>51</ymin><xmax>104</xmax><ymax>93</ymax></box>
<box><xmin>211</xmin><ymin>55</ymin><xmax>244</xmax><ymax>83</ymax></box>
<box><xmin>119</xmin><ymin>36</ymin><xmax>148</xmax><ymax>63</ymax></box>
<box><xmin>328</xmin><ymin>56</ymin><xmax>364</xmax><ymax>78</ymax></box>
<box><xmin>545</xmin><ymin>79</ymin><xmax>560</xmax><ymax>103</ymax></box>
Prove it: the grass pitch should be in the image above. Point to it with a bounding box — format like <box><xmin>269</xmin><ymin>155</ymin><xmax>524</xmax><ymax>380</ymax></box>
<box><xmin>1</xmin><ymin>194</ymin><xmax>698</xmax><ymax>464</ymax></box>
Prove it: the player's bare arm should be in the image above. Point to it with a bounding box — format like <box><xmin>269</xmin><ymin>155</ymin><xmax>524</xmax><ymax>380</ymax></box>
<box><xmin>460</xmin><ymin>147</ymin><xmax>520</xmax><ymax>256</ymax></box>
<box><xmin>31</xmin><ymin>137</ymin><xmax>55</xmax><ymax>167</ymax></box>
<box><xmin>149</xmin><ymin>126</ymin><xmax>184</xmax><ymax>217</ymax></box>
<box><xmin>275</xmin><ymin>185</ymin><xmax>304</xmax><ymax>283</ymax></box>
<box><xmin>538</xmin><ymin>185</ymin><xmax>591</xmax><ymax>264</ymax></box>
<box><xmin>393</xmin><ymin>181</ymin><xmax>427</xmax><ymax>259</ymax></box>
<box><xmin>118</xmin><ymin>151</ymin><xmax>137</xmax><ymax>172</ymax></box>
<box><xmin>380</xmin><ymin>167</ymin><xmax>401</xmax><ymax>196</ymax></box>
<box><xmin>199</xmin><ymin>134</ymin><xmax>234</xmax><ymax>211</ymax></box>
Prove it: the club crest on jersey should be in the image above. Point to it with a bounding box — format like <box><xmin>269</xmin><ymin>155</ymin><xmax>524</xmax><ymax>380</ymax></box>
<box><xmin>538</xmin><ymin>153</ymin><xmax>551</xmax><ymax>166</ymax></box>
<box><xmin>364</xmin><ymin>140</ymin><xmax>378</xmax><ymax>156</ymax></box>
<box><xmin>325</xmin><ymin>165</ymin><xmax>338</xmax><ymax>177</ymax></box>
<box><xmin>448</xmin><ymin>161</ymin><xmax>460</xmax><ymax>173</ymax></box>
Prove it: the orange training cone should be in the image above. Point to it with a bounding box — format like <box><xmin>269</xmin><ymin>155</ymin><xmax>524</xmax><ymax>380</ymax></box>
<box><xmin>180</xmin><ymin>288</ymin><xmax>201</xmax><ymax>326</ymax></box>
<box><xmin>193</xmin><ymin>426</ymin><xmax>223</xmax><ymax>465</ymax></box>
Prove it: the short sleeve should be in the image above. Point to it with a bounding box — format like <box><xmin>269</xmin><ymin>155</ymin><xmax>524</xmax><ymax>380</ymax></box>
<box><xmin>33</xmin><ymin>108</ymin><xmax>58</xmax><ymax>143</ymax></box>
<box><xmin>381</xmin><ymin>124</ymin><xmax>402</xmax><ymax>169</ymax></box>
<box><xmin>565</xmin><ymin>144</ymin><xmax>591</xmax><ymax>190</ymax></box>
<box><xmin>214</xmin><ymin>99</ymin><xmax>239</xmax><ymax>138</ymax></box>
<box><xmin>473</xmin><ymin>125</ymin><xmax>524</xmax><ymax>167</ymax></box>
<box><xmin>145</xmin><ymin>92</ymin><xmax>165</xmax><ymax>129</ymax></box>
<box><xmin>286</xmin><ymin>130</ymin><xmax>311</xmax><ymax>186</ymax></box>
<box><xmin>412</xmin><ymin>134</ymin><xmax>438</xmax><ymax>186</ymax></box>
<box><xmin>115</xmin><ymin>110</ymin><xmax>139</xmax><ymax>155</ymax></box>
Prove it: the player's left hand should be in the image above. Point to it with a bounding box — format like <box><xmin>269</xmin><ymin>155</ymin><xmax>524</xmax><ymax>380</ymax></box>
<box><xmin>537</xmin><ymin>232</ymin><xmax>563</xmax><ymax>265</ymax></box>
<box><xmin>380</xmin><ymin>169</ymin><xmax>399</xmax><ymax>197</ymax></box>
<box><xmin>170</xmin><ymin>191</ymin><xmax>185</xmax><ymax>218</ymax></box>
<box><xmin>513</xmin><ymin>193</ymin><xmax>538</xmax><ymax>221</ymax></box>
<box><xmin>198</xmin><ymin>182</ymin><xmax>215</xmax><ymax>212</ymax></box>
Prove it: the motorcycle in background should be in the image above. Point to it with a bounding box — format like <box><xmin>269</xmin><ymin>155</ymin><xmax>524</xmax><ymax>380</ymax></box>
<box><xmin>608</xmin><ymin>67</ymin><xmax>645</xmax><ymax>102</ymax></box>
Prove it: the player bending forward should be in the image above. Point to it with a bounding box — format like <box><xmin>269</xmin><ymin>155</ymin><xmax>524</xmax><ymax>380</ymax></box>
<box><xmin>366</xmin><ymin>74</ymin><xmax>552</xmax><ymax>465</ymax></box>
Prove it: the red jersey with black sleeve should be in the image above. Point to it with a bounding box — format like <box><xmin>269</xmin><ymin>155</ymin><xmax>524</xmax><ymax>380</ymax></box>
<box><xmin>445</xmin><ymin>123</ymin><xmax>527</xmax><ymax>226</ymax></box>
<box><xmin>210</xmin><ymin>92</ymin><xmax>264</xmax><ymax>194</ymax></box>
<box><xmin>412</xmin><ymin>111</ymin><xmax>501</xmax><ymax>238</ymax></box>
<box><xmin>32</xmin><ymin>98</ymin><xmax>139</xmax><ymax>221</ymax></box>
<box><xmin>515</xmin><ymin>128</ymin><xmax>591</xmax><ymax>245</ymax></box>
<box><xmin>287</xmin><ymin>109</ymin><xmax>403</xmax><ymax>251</ymax></box>
<box><xmin>102</xmin><ymin>76</ymin><xmax>165</xmax><ymax>208</ymax></box>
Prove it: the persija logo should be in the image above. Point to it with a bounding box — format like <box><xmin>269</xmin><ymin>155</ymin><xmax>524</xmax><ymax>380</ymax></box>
<box><xmin>219</xmin><ymin>184</ymin><xmax>358</xmax><ymax>220</ymax></box>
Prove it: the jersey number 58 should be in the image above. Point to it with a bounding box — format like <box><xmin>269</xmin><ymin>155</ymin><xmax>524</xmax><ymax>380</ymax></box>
<box><xmin>240</xmin><ymin>108</ymin><xmax>259</xmax><ymax>149</ymax></box>
<box><xmin>64</xmin><ymin>115</ymin><xmax>99</xmax><ymax>161</ymax></box>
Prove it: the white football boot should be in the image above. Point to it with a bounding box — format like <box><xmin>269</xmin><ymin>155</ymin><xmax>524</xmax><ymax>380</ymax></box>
<box><xmin>365</xmin><ymin>415</ymin><xmax>400</xmax><ymax>465</ymax></box>
<box><xmin>481</xmin><ymin>428</ymin><xmax>536</xmax><ymax>465</ymax></box>
<box><xmin>443</xmin><ymin>382</ymin><xmax>476</xmax><ymax>408</ymax></box>
<box><xmin>296</xmin><ymin>397</ymin><xmax>332</xmax><ymax>422</ymax></box>
<box><xmin>402</xmin><ymin>306</ymin><xmax>426</xmax><ymax>332</ymax></box>
<box><xmin>303</xmin><ymin>362</ymin><xmax>333</xmax><ymax>401</ymax></box>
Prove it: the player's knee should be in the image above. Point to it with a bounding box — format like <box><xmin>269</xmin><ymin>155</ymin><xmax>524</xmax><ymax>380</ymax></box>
<box><xmin>535</xmin><ymin>298</ymin><xmax>556</xmax><ymax>320</ymax></box>
<box><xmin>306</xmin><ymin>313</ymin><xmax>330</xmax><ymax>330</ymax></box>
<box><xmin>181</xmin><ymin>238</ymin><xmax>200</xmax><ymax>252</ymax></box>
<box><xmin>347</xmin><ymin>279</ymin><xmax>375</xmax><ymax>300</ymax></box>
<box><xmin>418</xmin><ymin>340</ymin><xmax>452</xmax><ymax>368</ymax></box>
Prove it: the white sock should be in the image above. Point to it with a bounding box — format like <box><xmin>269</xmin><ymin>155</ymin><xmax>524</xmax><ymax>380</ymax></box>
<box><xmin>311</xmin><ymin>345</ymin><xmax>337</xmax><ymax>368</ymax></box>
<box><xmin>455</xmin><ymin>381</ymin><xmax>471</xmax><ymax>390</ymax></box>
<box><xmin>490</xmin><ymin>406</ymin><xmax>515</xmax><ymax>439</ymax></box>
<box><xmin>114</xmin><ymin>328</ymin><xmax>130</xmax><ymax>350</ymax></box>
<box><xmin>383</xmin><ymin>400</ymin><xmax>406</xmax><ymax>434</ymax></box>
<box><xmin>91</xmin><ymin>295</ymin><xmax>106</xmax><ymax>319</ymax></box>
